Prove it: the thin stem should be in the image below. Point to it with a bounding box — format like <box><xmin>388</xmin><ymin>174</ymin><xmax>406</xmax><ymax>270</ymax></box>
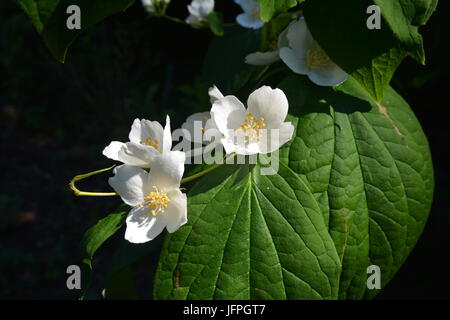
<box><xmin>161</xmin><ymin>14</ymin><xmax>187</xmax><ymax>25</ymax></box>
<box><xmin>69</xmin><ymin>165</ymin><xmax>118</xmax><ymax>197</ymax></box>
<box><xmin>253</xmin><ymin>65</ymin><xmax>288</xmax><ymax>89</ymax></box>
<box><xmin>223</xmin><ymin>22</ymin><xmax>238</xmax><ymax>27</ymax></box>
<box><xmin>181</xmin><ymin>153</ymin><xmax>237</xmax><ymax>184</ymax></box>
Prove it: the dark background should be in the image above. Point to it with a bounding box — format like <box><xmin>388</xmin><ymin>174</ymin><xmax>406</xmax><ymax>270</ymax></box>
<box><xmin>0</xmin><ymin>1</ymin><xmax>448</xmax><ymax>299</ymax></box>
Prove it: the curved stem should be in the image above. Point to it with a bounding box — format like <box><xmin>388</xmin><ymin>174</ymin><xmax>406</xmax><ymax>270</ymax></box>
<box><xmin>181</xmin><ymin>153</ymin><xmax>237</xmax><ymax>184</ymax></box>
<box><xmin>69</xmin><ymin>165</ymin><xmax>118</xmax><ymax>197</ymax></box>
<box><xmin>253</xmin><ymin>65</ymin><xmax>288</xmax><ymax>89</ymax></box>
<box><xmin>162</xmin><ymin>14</ymin><xmax>187</xmax><ymax>25</ymax></box>
<box><xmin>223</xmin><ymin>22</ymin><xmax>238</xmax><ymax>27</ymax></box>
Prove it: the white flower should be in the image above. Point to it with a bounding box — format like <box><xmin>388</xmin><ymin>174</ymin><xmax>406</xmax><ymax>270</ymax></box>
<box><xmin>278</xmin><ymin>18</ymin><xmax>348</xmax><ymax>86</ymax></box>
<box><xmin>186</xmin><ymin>0</ymin><xmax>215</xmax><ymax>28</ymax></box>
<box><xmin>142</xmin><ymin>0</ymin><xmax>156</xmax><ymax>13</ymax></box>
<box><xmin>234</xmin><ymin>0</ymin><xmax>265</xmax><ymax>30</ymax></box>
<box><xmin>142</xmin><ymin>0</ymin><xmax>170</xmax><ymax>14</ymax></box>
<box><xmin>180</xmin><ymin>86</ymin><xmax>222</xmax><ymax>144</ymax></box>
<box><xmin>211</xmin><ymin>86</ymin><xmax>294</xmax><ymax>155</ymax></box>
<box><xmin>176</xmin><ymin>86</ymin><xmax>223</xmax><ymax>160</ymax></box>
<box><xmin>103</xmin><ymin>116</ymin><xmax>173</xmax><ymax>169</ymax></box>
<box><xmin>109</xmin><ymin>152</ymin><xmax>187</xmax><ymax>243</ymax></box>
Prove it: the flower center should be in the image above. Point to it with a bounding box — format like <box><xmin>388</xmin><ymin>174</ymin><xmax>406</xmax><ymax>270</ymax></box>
<box><xmin>140</xmin><ymin>137</ymin><xmax>159</xmax><ymax>150</ymax></box>
<box><xmin>140</xmin><ymin>187</ymin><xmax>170</xmax><ymax>216</ymax></box>
<box><xmin>251</xmin><ymin>9</ymin><xmax>260</xmax><ymax>20</ymax></box>
<box><xmin>238</xmin><ymin>113</ymin><xmax>267</xmax><ymax>142</ymax></box>
<box><xmin>306</xmin><ymin>45</ymin><xmax>330</xmax><ymax>69</ymax></box>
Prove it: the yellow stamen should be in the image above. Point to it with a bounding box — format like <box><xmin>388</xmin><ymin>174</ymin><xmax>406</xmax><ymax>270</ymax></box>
<box><xmin>139</xmin><ymin>186</ymin><xmax>170</xmax><ymax>216</ymax></box>
<box><xmin>237</xmin><ymin>113</ymin><xmax>266</xmax><ymax>142</ymax></box>
<box><xmin>306</xmin><ymin>44</ymin><xmax>331</xmax><ymax>69</ymax></box>
<box><xmin>202</xmin><ymin>116</ymin><xmax>209</xmax><ymax>121</ymax></box>
<box><xmin>251</xmin><ymin>9</ymin><xmax>260</xmax><ymax>20</ymax></box>
<box><xmin>140</xmin><ymin>137</ymin><xmax>160</xmax><ymax>150</ymax></box>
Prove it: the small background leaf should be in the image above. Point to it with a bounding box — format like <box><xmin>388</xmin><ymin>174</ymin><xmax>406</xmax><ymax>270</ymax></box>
<box><xmin>17</xmin><ymin>0</ymin><xmax>134</xmax><ymax>62</ymax></box>
<box><xmin>207</xmin><ymin>11</ymin><xmax>224</xmax><ymax>36</ymax></box>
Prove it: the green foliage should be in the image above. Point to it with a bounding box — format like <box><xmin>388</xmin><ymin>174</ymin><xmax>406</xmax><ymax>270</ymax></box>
<box><xmin>80</xmin><ymin>204</ymin><xmax>129</xmax><ymax>269</ymax></box>
<box><xmin>256</xmin><ymin>0</ymin><xmax>301</xmax><ymax>22</ymax></box>
<box><xmin>207</xmin><ymin>11</ymin><xmax>224</xmax><ymax>36</ymax></box>
<box><xmin>16</xmin><ymin>0</ymin><xmax>134</xmax><ymax>62</ymax></box>
<box><xmin>12</xmin><ymin>0</ymin><xmax>437</xmax><ymax>300</ymax></box>
<box><xmin>373</xmin><ymin>0</ymin><xmax>437</xmax><ymax>63</ymax></box>
<box><xmin>303</xmin><ymin>0</ymin><xmax>437</xmax><ymax>102</ymax></box>
<box><xmin>278</xmin><ymin>75</ymin><xmax>433</xmax><ymax>298</ymax></box>
<box><xmin>154</xmin><ymin>160</ymin><xmax>341</xmax><ymax>299</ymax></box>
<box><xmin>153</xmin><ymin>75</ymin><xmax>433</xmax><ymax>299</ymax></box>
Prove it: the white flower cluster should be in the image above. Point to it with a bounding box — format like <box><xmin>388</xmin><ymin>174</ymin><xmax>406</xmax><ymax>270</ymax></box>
<box><xmin>103</xmin><ymin>86</ymin><xmax>294</xmax><ymax>243</ymax></box>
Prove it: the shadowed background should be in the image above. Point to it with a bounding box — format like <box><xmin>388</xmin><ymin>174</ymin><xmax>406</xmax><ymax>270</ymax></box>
<box><xmin>0</xmin><ymin>1</ymin><xmax>448</xmax><ymax>299</ymax></box>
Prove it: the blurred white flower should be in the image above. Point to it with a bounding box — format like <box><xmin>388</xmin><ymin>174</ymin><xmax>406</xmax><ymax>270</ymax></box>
<box><xmin>245</xmin><ymin>18</ymin><xmax>348</xmax><ymax>86</ymax></box>
<box><xmin>109</xmin><ymin>152</ymin><xmax>187</xmax><ymax>243</ymax></box>
<box><xmin>279</xmin><ymin>18</ymin><xmax>348</xmax><ymax>86</ymax></box>
<box><xmin>142</xmin><ymin>0</ymin><xmax>170</xmax><ymax>14</ymax></box>
<box><xmin>177</xmin><ymin>86</ymin><xmax>222</xmax><ymax>161</ymax></box>
<box><xmin>211</xmin><ymin>86</ymin><xmax>294</xmax><ymax>155</ymax></box>
<box><xmin>186</xmin><ymin>0</ymin><xmax>215</xmax><ymax>28</ymax></box>
<box><xmin>103</xmin><ymin>116</ymin><xmax>173</xmax><ymax>169</ymax></box>
<box><xmin>234</xmin><ymin>0</ymin><xmax>265</xmax><ymax>30</ymax></box>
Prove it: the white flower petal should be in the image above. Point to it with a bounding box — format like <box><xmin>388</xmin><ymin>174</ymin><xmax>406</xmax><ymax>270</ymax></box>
<box><xmin>286</xmin><ymin>18</ymin><xmax>315</xmax><ymax>56</ymax></box>
<box><xmin>102</xmin><ymin>141</ymin><xmax>125</xmax><ymax>162</ymax></box>
<box><xmin>198</xmin><ymin>0</ymin><xmax>214</xmax><ymax>17</ymax></box>
<box><xmin>125</xmin><ymin>206</ymin><xmax>166</xmax><ymax>243</ymax></box>
<box><xmin>117</xmin><ymin>142</ymin><xmax>159</xmax><ymax>168</ymax></box>
<box><xmin>258</xmin><ymin>122</ymin><xmax>295</xmax><ymax>154</ymax></box>
<box><xmin>108</xmin><ymin>165</ymin><xmax>147</xmax><ymax>207</ymax></box>
<box><xmin>308</xmin><ymin>63</ymin><xmax>349</xmax><ymax>87</ymax></box>
<box><xmin>245</xmin><ymin>51</ymin><xmax>279</xmax><ymax>66</ymax></box>
<box><xmin>234</xmin><ymin>0</ymin><xmax>258</xmax><ymax>13</ymax></box>
<box><xmin>147</xmin><ymin>151</ymin><xmax>186</xmax><ymax>192</ymax></box>
<box><xmin>128</xmin><ymin>118</ymin><xmax>165</xmax><ymax>147</ymax></box>
<box><xmin>186</xmin><ymin>0</ymin><xmax>214</xmax><ymax>26</ymax></box>
<box><xmin>279</xmin><ymin>47</ymin><xmax>309</xmax><ymax>75</ymax></box>
<box><xmin>247</xmin><ymin>86</ymin><xmax>289</xmax><ymax>127</ymax></box>
<box><xmin>236</xmin><ymin>13</ymin><xmax>265</xmax><ymax>29</ymax></box>
<box><xmin>142</xmin><ymin>0</ymin><xmax>155</xmax><ymax>13</ymax></box>
<box><xmin>211</xmin><ymin>96</ymin><xmax>247</xmax><ymax>135</ymax></box>
<box><xmin>164</xmin><ymin>190</ymin><xmax>187</xmax><ymax>233</ymax></box>
<box><xmin>208</xmin><ymin>85</ymin><xmax>224</xmax><ymax>104</ymax></box>
<box><xmin>277</xmin><ymin>25</ymin><xmax>290</xmax><ymax>48</ymax></box>
<box><xmin>220</xmin><ymin>136</ymin><xmax>241</xmax><ymax>155</ymax></box>
<box><xmin>162</xmin><ymin>115</ymin><xmax>172</xmax><ymax>153</ymax></box>
<box><xmin>278</xmin><ymin>122</ymin><xmax>295</xmax><ymax>148</ymax></box>
<box><xmin>181</xmin><ymin>112</ymin><xmax>211</xmax><ymax>143</ymax></box>
<box><xmin>186</xmin><ymin>15</ymin><xmax>203</xmax><ymax>27</ymax></box>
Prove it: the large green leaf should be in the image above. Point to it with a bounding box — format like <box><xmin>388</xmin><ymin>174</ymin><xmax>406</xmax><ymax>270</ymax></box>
<box><xmin>154</xmin><ymin>74</ymin><xmax>433</xmax><ymax>300</ymax></box>
<box><xmin>154</xmin><ymin>160</ymin><xmax>341</xmax><ymax>299</ymax></box>
<box><xmin>303</xmin><ymin>0</ymin><xmax>437</xmax><ymax>102</ymax></box>
<box><xmin>16</xmin><ymin>0</ymin><xmax>134</xmax><ymax>62</ymax></box>
<box><xmin>278</xmin><ymin>75</ymin><xmax>434</xmax><ymax>299</ymax></box>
